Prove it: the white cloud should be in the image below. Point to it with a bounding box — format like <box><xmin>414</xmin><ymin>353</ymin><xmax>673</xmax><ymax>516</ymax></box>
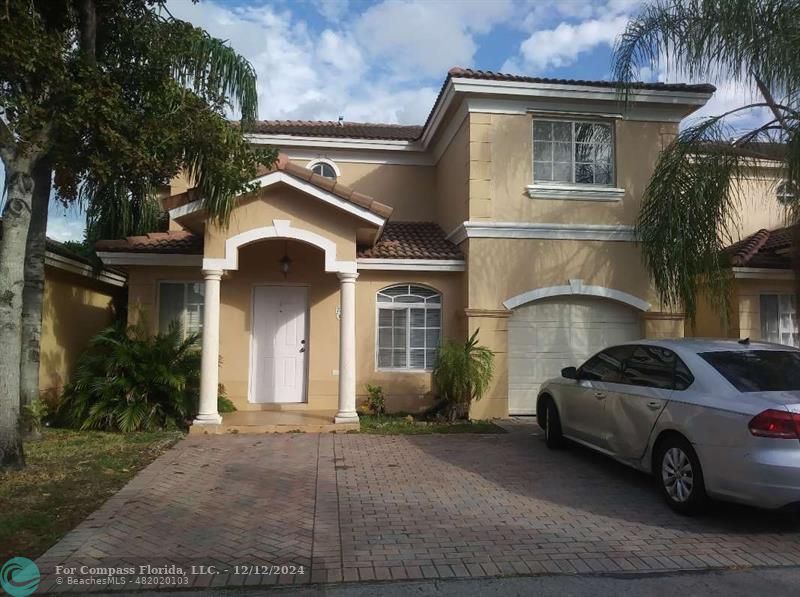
<box><xmin>507</xmin><ymin>14</ymin><xmax>629</xmax><ymax>73</ymax></box>
<box><xmin>313</xmin><ymin>0</ymin><xmax>351</xmax><ymax>23</ymax></box>
<box><xmin>165</xmin><ymin>0</ymin><xmax>514</xmax><ymax>125</ymax></box>
<box><xmin>46</xmin><ymin>214</ymin><xmax>85</xmax><ymax>242</ymax></box>
<box><xmin>355</xmin><ymin>0</ymin><xmax>513</xmax><ymax>79</ymax></box>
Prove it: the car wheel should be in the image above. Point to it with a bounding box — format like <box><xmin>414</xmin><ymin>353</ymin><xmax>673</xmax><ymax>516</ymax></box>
<box><xmin>542</xmin><ymin>398</ymin><xmax>565</xmax><ymax>449</ymax></box>
<box><xmin>655</xmin><ymin>436</ymin><xmax>708</xmax><ymax>515</ymax></box>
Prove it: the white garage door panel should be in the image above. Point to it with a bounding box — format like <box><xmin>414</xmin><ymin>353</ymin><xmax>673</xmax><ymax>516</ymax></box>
<box><xmin>508</xmin><ymin>297</ymin><xmax>641</xmax><ymax>415</ymax></box>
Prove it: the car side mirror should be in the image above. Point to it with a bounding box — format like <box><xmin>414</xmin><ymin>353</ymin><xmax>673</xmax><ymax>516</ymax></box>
<box><xmin>561</xmin><ymin>366</ymin><xmax>578</xmax><ymax>380</ymax></box>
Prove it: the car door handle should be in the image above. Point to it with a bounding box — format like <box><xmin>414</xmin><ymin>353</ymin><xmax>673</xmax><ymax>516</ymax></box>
<box><xmin>646</xmin><ymin>400</ymin><xmax>661</xmax><ymax>410</ymax></box>
<box><xmin>594</xmin><ymin>391</ymin><xmax>607</xmax><ymax>400</ymax></box>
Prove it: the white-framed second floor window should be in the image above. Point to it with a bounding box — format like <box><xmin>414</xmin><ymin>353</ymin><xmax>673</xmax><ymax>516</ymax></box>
<box><xmin>760</xmin><ymin>294</ymin><xmax>799</xmax><ymax>347</ymax></box>
<box><xmin>533</xmin><ymin>119</ymin><xmax>614</xmax><ymax>186</ymax></box>
<box><xmin>376</xmin><ymin>284</ymin><xmax>441</xmax><ymax>371</ymax></box>
<box><xmin>159</xmin><ymin>281</ymin><xmax>204</xmax><ymax>339</ymax></box>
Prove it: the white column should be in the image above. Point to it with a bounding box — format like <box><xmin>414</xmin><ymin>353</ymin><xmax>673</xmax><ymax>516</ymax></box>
<box><xmin>195</xmin><ymin>269</ymin><xmax>223</xmax><ymax>425</ymax></box>
<box><xmin>335</xmin><ymin>272</ymin><xmax>359</xmax><ymax>424</ymax></box>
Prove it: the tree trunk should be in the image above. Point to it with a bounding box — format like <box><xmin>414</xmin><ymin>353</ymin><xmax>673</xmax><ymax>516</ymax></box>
<box><xmin>19</xmin><ymin>158</ymin><xmax>52</xmax><ymax>440</ymax></box>
<box><xmin>0</xmin><ymin>152</ymin><xmax>37</xmax><ymax>470</ymax></box>
<box><xmin>78</xmin><ymin>0</ymin><xmax>97</xmax><ymax>64</ymax></box>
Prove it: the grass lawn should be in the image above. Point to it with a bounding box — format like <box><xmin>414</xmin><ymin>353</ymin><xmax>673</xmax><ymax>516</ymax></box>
<box><xmin>0</xmin><ymin>428</ymin><xmax>182</xmax><ymax>562</ymax></box>
<box><xmin>358</xmin><ymin>414</ymin><xmax>506</xmax><ymax>434</ymax></box>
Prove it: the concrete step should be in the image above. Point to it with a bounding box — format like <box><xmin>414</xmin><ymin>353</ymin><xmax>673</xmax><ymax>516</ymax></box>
<box><xmin>189</xmin><ymin>409</ymin><xmax>360</xmax><ymax>434</ymax></box>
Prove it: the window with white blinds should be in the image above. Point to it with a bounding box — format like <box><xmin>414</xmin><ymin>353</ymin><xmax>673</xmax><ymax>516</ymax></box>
<box><xmin>158</xmin><ymin>282</ymin><xmax>204</xmax><ymax>340</ymax></box>
<box><xmin>376</xmin><ymin>284</ymin><xmax>441</xmax><ymax>370</ymax></box>
<box><xmin>760</xmin><ymin>294</ymin><xmax>799</xmax><ymax>348</ymax></box>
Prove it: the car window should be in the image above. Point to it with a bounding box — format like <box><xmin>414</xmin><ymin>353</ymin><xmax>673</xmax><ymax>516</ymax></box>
<box><xmin>579</xmin><ymin>346</ymin><xmax>633</xmax><ymax>383</ymax></box>
<box><xmin>673</xmin><ymin>357</ymin><xmax>694</xmax><ymax>391</ymax></box>
<box><xmin>699</xmin><ymin>350</ymin><xmax>800</xmax><ymax>392</ymax></box>
<box><xmin>622</xmin><ymin>346</ymin><xmax>679</xmax><ymax>390</ymax></box>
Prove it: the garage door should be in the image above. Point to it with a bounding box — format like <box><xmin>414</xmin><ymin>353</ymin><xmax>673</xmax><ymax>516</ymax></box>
<box><xmin>508</xmin><ymin>296</ymin><xmax>642</xmax><ymax>415</ymax></box>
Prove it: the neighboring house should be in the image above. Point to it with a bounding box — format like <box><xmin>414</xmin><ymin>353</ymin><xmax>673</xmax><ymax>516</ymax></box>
<box><xmin>691</xmin><ymin>225</ymin><xmax>798</xmax><ymax>347</ymax></box>
<box><xmin>39</xmin><ymin>240</ymin><xmax>126</xmax><ymax>401</ymax></box>
<box><xmin>96</xmin><ymin>67</ymin><xmax>718</xmax><ymax>424</ymax></box>
<box><xmin>687</xmin><ymin>143</ymin><xmax>798</xmax><ymax>347</ymax></box>
<box><xmin>0</xmin><ymin>219</ymin><xmax>126</xmax><ymax>402</ymax></box>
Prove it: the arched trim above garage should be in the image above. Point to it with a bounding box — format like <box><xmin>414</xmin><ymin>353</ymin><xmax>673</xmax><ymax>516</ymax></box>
<box><xmin>503</xmin><ymin>279</ymin><xmax>651</xmax><ymax>312</ymax></box>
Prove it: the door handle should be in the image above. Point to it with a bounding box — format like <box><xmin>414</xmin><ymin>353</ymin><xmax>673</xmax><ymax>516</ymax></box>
<box><xmin>299</xmin><ymin>347</ymin><xmax>305</xmax><ymax>353</ymax></box>
<box><xmin>646</xmin><ymin>400</ymin><xmax>661</xmax><ymax>410</ymax></box>
<box><xmin>594</xmin><ymin>391</ymin><xmax>607</xmax><ymax>400</ymax></box>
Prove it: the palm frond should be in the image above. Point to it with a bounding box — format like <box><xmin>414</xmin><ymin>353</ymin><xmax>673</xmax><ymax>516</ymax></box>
<box><xmin>613</xmin><ymin>0</ymin><xmax>800</xmax><ymax>104</ymax></box>
<box><xmin>635</xmin><ymin>118</ymin><xmax>756</xmax><ymax>321</ymax></box>
<box><xmin>162</xmin><ymin>18</ymin><xmax>259</xmax><ymax>122</ymax></box>
<box><xmin>432</xmin><ymin>329</ymin><xmax>495</xmax><ymax>420</ymax></box>
<box><xmin>613</xmin><ymin>0</ymin><xmax>800</xmax><ymax>321</ymax></box>
<box><xmin>57</xmin><ymin>321</ymin><xmax>203</xmax><ymax>432</ymax></box>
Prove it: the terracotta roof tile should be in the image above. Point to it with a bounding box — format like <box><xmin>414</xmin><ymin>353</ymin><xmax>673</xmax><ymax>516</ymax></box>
<box><xmin>167</xmin><ymin>154</ymin><xmax>393</xmax><ymax>222</ymax></box>
<box><xmin>248</xmin><ymin>120</ymin><xmax>422</xmax><ymax>141</ymax></box>
<box><xmin>445</xmin><ymin>67</ymin><xmax>716</xmax><ymax>93</ymax></box>
<box><xmin>358</xmin><ymin>222</ymin><xmax>462</xmax><ymax>260</ymax></box>
<box><xmin>419</xmin><ymin>67</ymin><xmax>716</xmax><ymax>137</ymax></box>
<box><xmin>244</xmin><ymin>70</ymin><xmax>713</xmax><ymax>144</ymax></box>
<box><xmin>95</xmin><ymin>230</ymin><xmax>203</xmax><ymax>254</ymax></box>
<box><xmin>725</xmin><ymin>225</ymin><xmax>796</xmax><ymax>269</ymax></box>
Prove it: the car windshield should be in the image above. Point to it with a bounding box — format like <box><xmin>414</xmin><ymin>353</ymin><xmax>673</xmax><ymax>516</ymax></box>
<box><xmin>699</xmin><ymin>350</ymin><xmax>800</xmax><ymax>392</ymax></box>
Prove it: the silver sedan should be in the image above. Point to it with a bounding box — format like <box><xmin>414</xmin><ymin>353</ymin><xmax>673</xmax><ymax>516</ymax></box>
<box><xmin>536</xmin><ymin>339</ymin><xmax>800</xmax><ymax>514</ymax></box>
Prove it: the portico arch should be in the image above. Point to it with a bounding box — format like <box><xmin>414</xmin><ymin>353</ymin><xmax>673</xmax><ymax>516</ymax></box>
<box><xmin>202</xmin><ymin>219</ymin><xmax>357</xmax><ymax>274</ymax></box>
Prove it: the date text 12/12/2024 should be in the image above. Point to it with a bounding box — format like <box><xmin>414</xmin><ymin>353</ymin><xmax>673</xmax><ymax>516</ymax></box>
<box><xmin>52</xmin><ymin>563</ymin><xmax>307</xmax><ymax>587</ymax></box>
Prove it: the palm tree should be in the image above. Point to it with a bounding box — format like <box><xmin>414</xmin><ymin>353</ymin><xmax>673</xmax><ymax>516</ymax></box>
<box><xmin>433</xmin><ymin>330</ymin><xmax>495</xmax><ymax>421</ymax></box>
<box><xmin>0</xmin><ymin>0</ymin><xmax>274</xmax><ymax>469</ymax></box>
<box><xmin>612</xmin><ymin>0</ymin><xmax>800</xmax><ymax>323</ymax></box>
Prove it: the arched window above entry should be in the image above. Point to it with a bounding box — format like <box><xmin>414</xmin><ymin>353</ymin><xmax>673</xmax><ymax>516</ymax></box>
<box><xmin>376</xmin><ymin>284</ymin><xmax>441</xmax><ymax>371</ymax></box>
<box><xmin>307</xmin><ymin>158</ymin><xmax>339</xmax><ymax>180</ymax></box>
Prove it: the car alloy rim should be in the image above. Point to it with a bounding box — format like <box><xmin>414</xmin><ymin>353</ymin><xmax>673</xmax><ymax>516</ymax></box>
<box><xmin>662</xmin><ymin>447</ymin><xmax>693</xmax><ymax>503</ymax></box>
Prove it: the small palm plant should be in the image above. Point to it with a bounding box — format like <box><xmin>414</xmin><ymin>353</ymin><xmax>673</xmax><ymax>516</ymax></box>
<box><xmin>432</xmin><ymin>329</ymin><xmax>495</xmax><ymax>421</ymax></box>
<box><xmin>58</xmin><ymin>322</ymin><xmax>201</xmax><ymax>432</ymax></box>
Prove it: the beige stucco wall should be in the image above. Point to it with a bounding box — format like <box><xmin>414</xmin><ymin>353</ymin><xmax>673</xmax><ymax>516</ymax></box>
<box><xmin>466</xmin><ymin>237</ymin><xmax>658</xmax><ymax>309</ymax></box>
<box><xmin>473</xmin><ymin>113</ymin><xmax>676</xmax><ymax>225</ymax></box>
<box><xmin>288</xmin><ymin>158</ymin><xmax>437</xmax><ymax>222</ymax></box>
<box><xmin>204</xmin><ymin>185</ymin><xmax>363</xmax><ymax>262</ymax></box>
<box><xmin>736</xmin><ymin>278</ymin><xmax>796</xmax><ymax>341</ymax></box>
<box><xmin>464</xmin><ymin>237</ymin><xmax>682</xmax><ymax>419</ymax></box>
<box><xmin>218</xmin><ymin>241</ymin><xmax>341</xmax><ymax>409</ymax></box>
<box><xmin>123</xmin><ymin>242</ymin><xmax>466</xmax><ymax>413</ymax></box>
<box><xmin>220</xmin><ymin>251</ymin><xmax>466</xmax><ymax>412</ymax></box>
<box><xmin>435</xmin><ymin>117</ymin><xmax>470</xmax><ymax>233</ymax></box>
<box><xmin>39</xmin><ymin>267</ymin><xmax>119</xmax><ymax>401</ymax></box>
<box><xmin>355</xmin><ymin>271</ymin><xmax>466</xmax><ymax>414</ymax></box>
<box><xmin>687</xmin><ymin>277</ymin><xmax>796</xmax><ymax>342</ymax></box>
<box><xmin>127</xmin><ymin>265</ymin><xmax>202</xmax><ymax>332</ymax></box>
<box><xmin>732</xmin><ymin>170</ymin><xmax>792</xmax><ymax>240</ymax></box>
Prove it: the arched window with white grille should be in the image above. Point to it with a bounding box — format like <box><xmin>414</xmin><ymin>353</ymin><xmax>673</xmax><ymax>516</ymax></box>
<box><xmin>376</xmin><ymin>284</ymin><xmax>441</xmax><ymax>370</ymax></box>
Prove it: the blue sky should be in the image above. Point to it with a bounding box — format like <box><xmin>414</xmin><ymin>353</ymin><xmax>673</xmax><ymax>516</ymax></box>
<box><xmin>4</xmin><ymin>0</ymin><xmax>761</xmax><ymax>242</ymax></box>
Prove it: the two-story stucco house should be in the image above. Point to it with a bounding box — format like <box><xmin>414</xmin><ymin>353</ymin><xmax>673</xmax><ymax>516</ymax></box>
<box><xmin>95</xmin><ymin>67</ymin><xmax>720</xmax><ymax>431</ymax></box>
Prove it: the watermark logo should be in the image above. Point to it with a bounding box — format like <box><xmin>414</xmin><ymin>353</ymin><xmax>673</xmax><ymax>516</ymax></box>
<box><xmin>1</xmin><ymin>558</ymin><xmax>40</xmax><ymax>597</ymax></box>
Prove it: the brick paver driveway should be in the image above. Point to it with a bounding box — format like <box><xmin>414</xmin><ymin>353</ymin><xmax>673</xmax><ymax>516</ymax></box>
<box><xmin>37</xmin><ymin>425</ymin><xmax>800</xmax><ymax>592</ymax></box>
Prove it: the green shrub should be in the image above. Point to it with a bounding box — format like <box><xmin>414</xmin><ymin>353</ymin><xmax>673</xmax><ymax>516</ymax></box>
<box><xmin>432</xmin><ymin>329</ymin><xmax>495</xmax><ymax>421</ymax></box>
<box><xmin>58</xmin><ymin>323</ymin><xmax>202</xmax><ymax>432</ymax></box>
<box><xmin>22</xmin><ymin>399</ymin><xmax>50</xmax><ymax>434</ymax></box>
<box><xmin>217</xmin><ymin>387</ymin><xmax>237</xmax><ymax>414</ymax></box>
<box><xmin>364</xmin><ymin>384</ymin><xmax>386</xmax><ymax>415</ymax></box>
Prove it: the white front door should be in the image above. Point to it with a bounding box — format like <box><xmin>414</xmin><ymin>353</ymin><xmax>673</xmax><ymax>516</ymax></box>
<box><xmin>250</xmin><ymin>286</ymin><xmax>308</xmax><ymax>403</ymax></box>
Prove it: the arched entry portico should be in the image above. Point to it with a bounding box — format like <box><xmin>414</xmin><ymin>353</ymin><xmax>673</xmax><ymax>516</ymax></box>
<box><xmin>194</xmin><ymin>219</ymin><xmax>359</xmax><ymax>427</ymax></box>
